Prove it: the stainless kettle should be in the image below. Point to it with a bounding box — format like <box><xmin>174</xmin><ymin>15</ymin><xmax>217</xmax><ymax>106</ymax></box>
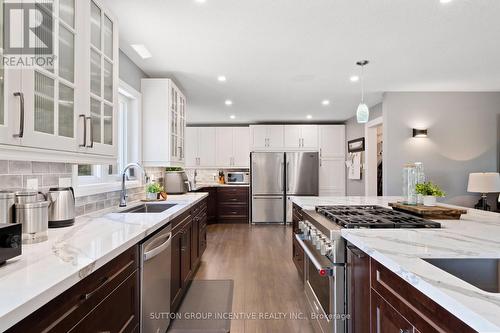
<box><xmin>47</xmin><ymin>187</ymin><xmax>75</xmax><ymax>228</ymax></box>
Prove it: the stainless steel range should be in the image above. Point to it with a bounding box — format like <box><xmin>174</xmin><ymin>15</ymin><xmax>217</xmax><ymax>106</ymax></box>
<box><xmin>294</xmin><ymin>205</ymin><xmax>440</xmax><ymax>333</ymax></box>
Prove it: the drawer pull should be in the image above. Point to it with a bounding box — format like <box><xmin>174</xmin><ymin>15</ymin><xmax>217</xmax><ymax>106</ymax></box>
<box><xmin>83</xmin><ymin>276</ymin><xmax>109</xmax><ymax>300</ymax></box>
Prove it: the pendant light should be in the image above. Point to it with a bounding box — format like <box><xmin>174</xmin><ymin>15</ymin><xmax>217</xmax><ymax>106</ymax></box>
<box><xmin>356</xmin><ymin>60</ymin><xmax>370</xmax><ymax>123</ymax></box>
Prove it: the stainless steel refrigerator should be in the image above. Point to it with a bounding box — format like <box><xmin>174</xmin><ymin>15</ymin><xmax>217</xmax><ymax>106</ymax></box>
<box><xmin>251</xmin><ymin>152</ymin><xmax>319</xmax><ymax>224</ymax></box>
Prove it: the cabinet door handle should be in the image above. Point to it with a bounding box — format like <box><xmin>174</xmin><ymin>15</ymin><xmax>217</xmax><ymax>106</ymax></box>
<box><xmin>320</xmin><ymin>148</ymin><xmax>322</xmax><ymax>158</ymax></box>
<box><xmin>83</xmin><ymin>276</ymin><xmax>109</xmax><ymax>300</ymax></box>
<box><xmin>86</xmin><ymin>117</ymin><xmax>94</xmax><ymax>148</ymax></box>
<box><xmin>79</xmin><ymin>115</ymin><xmax>87</xmax><ymax>147</ymax></box>
<box><xmin>13</xmin><ymin>92</ymin><xmax>24</xmax><ymax>138</ymax></box>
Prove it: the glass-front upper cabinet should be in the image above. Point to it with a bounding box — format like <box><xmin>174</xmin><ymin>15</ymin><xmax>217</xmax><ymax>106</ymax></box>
<box><xmin>169</xmin><ymin>82</ymin><xmax>186</xmax><ymax>163</ymax></box>
<box><xmin>85</xmin><ymin>0</ymin><xmax>117</xmax><ymax>156</ymax></box>
<box><xmin>20</xmin><ymin>0</ymin><xmax>78</xmax><ymax>152</ymax></box>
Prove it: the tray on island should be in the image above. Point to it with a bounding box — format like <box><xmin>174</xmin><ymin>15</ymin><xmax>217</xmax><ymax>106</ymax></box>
<box><xmin>389</xmin><ymin>202</ymin><xmax>467</xmax><ymax>220</ymax></box>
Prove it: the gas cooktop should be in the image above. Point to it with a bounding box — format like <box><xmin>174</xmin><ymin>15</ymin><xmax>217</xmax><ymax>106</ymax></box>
<box><xmin>315</xmin><ymin>205</ymin><xmax>441</xmax><ymax>229</ymax></box>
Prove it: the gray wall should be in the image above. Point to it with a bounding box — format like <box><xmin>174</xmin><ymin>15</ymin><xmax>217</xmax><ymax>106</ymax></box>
<box><xmin>345</xmin><ymin>103</ymin><xmax>383</xmax><ymax>196</ymax></box>
<box><xmin>383</xmin><ymin>92</ymin><xmax>500</xmax><ymax>207</ymax></box>
<box><xmin>119</xmin><ymin>50</ymin><xmax>149</xmax><ymax>91</ymax></box>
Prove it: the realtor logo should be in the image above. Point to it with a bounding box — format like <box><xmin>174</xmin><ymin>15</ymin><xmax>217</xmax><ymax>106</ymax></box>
<box><xmin>4</xmin><ymin>1</ymin><xmax>53</xmax><ymax>54</ymax></box>
<box><xmin>2</xmin><ymin>1</ymin><xmax>55</xmax><ymax>69</ymax></box>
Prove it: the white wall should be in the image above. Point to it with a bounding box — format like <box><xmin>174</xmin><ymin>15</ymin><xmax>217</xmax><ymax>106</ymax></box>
<box><xmin>119</xmin><ymin>50</ymin><xmax>149</xmax><ymax>91</ymax></box>
<box><xmin>383</xmin><ymin>92</ymin><xmax>500</xmax><ymax>207</ymax></box>
<box><xmin>345</xmin><ymin>103</ymin><xmax>383</xmax><ymax>196</ymax></box>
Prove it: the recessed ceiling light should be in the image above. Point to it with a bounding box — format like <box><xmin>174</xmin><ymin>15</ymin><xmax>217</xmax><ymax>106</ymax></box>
<box><xmin>217</xmin><ymin>76</ymin><xmax>227</xmax><ymax>82</ymax></box>
<box><xmin>350</xmin><ymin>76</ymin><xmax>360</xmax><ymax>82</ymax></box>
<box><xmin>225</xmin><ymin>100</ymin><xmax>233</xmax><ymax>106</ymax></box>
<box><xmin>195</xmin><ymin>0</ymin><xmax>206</xmax><ymax>3</ymax></box>
<box><xmin>130</xmin><ymin>44</ymin><xmax>152</xmax><ymax>59</ymax></box>
<box><xmin>306</xmin><ymin>115</ymin><xmax>313</xmax><ymax>120</ymax></box>
<box><xmin>322</xmin><ymin>100</ymin><xmax>330</xmax><ymax>106</ymax></box>
<box><xmin>230</xmin><ymin>115</ymin><xmax>236</xmax><ymax>119</ymax></box>
<box><xmin>440</xmin><ymin>0</ymin><xmax>453</xmax><ymax>3</ymax></box>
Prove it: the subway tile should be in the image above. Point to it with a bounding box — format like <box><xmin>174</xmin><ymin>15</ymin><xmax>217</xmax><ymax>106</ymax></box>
<box><xmin>84</xmin><ymin>202</ymin><xmax>97</xmax><ymax>214</ymax></box>
<box><xmin>0</xmin><ymin>161</ymin><xmax>8</xmax><ymax>174</ymax></box>
<box><xmin>49</xmin><ymin>162</ymin><xmax>66</xmax><ymax>174</ymax></box>
<box><xmin>75</xmin><ymin>206</ymin><xmax>85</xmax><ymax>217</ymax></box>
<box><xmin>0</xmin><ymin>175</ymin><xmax>22</xmax><ymax>189</ymax></box>
<box><xmin>107</xmin><ymin>190</ymin><xmax>121</xmax><ymax>199</ymax></box>
<box><xmin>66</xmin><ymin>164</ymin><xmax>75</xmax><ymax>173</ymax></box>
<box><xmin>75</xmin><ymin>196</ymin><xmax>88</xmax><ymax>206</ymax></box>
<box><xmin>42</xmin><ymin>175</ymin><xmax>59</xmax><ymax>187</ymax></box>
<box><xmin>32</xmin><ymin>162</ymin><xmax>50</xmax><ymax>174</ymax></box>
<box><xmin>87</xmin><ymin>193</ymin><xmax>107</xmax><ymax>202</ymax></box>
<box><xmin>96</xmin><ymin>201</ymin><xmax>105</xmax><ymax>211</ymax></box>
<box><xmin>9</xmin><ymin>161</ymin><xmax>32</xmax><ymax>175</ymax></box>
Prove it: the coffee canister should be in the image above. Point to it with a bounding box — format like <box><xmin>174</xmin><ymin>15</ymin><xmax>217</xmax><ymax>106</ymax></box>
<box><xmin>0</xmin><ymin>191</ymin><xmax>15</xmax><ymax>224</ymax></box>
<box><xmin>15</xmin><ymin>201</ymin><xmax>50</xmax><ymax>244</ymax></box>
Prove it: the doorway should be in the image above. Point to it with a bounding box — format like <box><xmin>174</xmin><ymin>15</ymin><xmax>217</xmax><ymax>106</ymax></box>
<box><xmin>365</xmin><ymin>117</ymin><xmax>383</xmax><ymax>196</ymax></box>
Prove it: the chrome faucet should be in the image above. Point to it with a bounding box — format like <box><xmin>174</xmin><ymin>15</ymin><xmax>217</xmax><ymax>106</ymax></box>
<box><xmin>120</xmin><ymin>163</ymin><xmax>148</xmax><ymax>207</ymax></box>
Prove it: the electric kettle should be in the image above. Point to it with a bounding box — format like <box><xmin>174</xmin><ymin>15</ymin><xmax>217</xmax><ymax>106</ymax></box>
<box><xmin>47</xmin><ymin>187</ymin><xmax>75</xmax><ymax>228</ymax></box>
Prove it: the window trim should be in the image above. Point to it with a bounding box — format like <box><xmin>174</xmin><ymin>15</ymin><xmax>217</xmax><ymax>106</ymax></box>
<box><xmin>73</xmin><ymin>80</ymin><xmax>142</xmax><ymax>198</ymax></box>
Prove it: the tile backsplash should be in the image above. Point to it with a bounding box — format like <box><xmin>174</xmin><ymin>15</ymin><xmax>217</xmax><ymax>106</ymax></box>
<box><xmin>0</xmin><ymin>159</ymin><xmax>159</xmax><ymax>217</ymax></box>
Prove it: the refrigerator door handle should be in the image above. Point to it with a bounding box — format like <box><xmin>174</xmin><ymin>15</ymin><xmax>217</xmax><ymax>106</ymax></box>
<box><xmin>286</xmin><ymin>161</ymin><xmax>290</xmax><ymax>191</ymax></box>
<box><xmin>280</xmin><ymin>162</ymin><xmax>284</xmax><ymax>191</ymax></box>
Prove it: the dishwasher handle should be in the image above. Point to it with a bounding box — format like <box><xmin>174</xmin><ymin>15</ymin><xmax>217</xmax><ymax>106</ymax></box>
<box><xmin>143</xmin><ymin>232</ymin><xmax>172</xmax><ymax>262</ymax></box>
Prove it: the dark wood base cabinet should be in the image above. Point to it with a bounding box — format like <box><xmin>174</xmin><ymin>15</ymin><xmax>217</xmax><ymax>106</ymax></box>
<box><xmin>195</xmin><ymin>186</ymin><xmax>249</xmax><ymax>224</ymax></box>
<box><xmin>170</xmin><ymin>199</ymin><xmax>208</xmax><ymax>312</ymax></box>
<box><xmin>7</xmin><ymin>247</ymin><xmax>140</xmax><ymax>333</ymax></box>
<box><xmin>346</xmin><ymin>243</ymin><xmax>477</xmax><ymax>333</ymax></box>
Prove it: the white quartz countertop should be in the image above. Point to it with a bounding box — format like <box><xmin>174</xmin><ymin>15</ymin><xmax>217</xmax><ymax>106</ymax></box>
<box><xmin>191</xmin><ymin>183</ymin><xmax>250</xmax><ymax>191</ymax></box>
<box><xmin>292</xmin><ymin>196</ymin><xmax>500</xmax><ymax>332</ymax></box>
<box><xmin>0</xmin><ymin>192</ymin><xmax>208</xmax><ymax>332</ymax></box>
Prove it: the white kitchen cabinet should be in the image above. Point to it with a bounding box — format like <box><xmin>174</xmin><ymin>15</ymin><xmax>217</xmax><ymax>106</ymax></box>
<box><xmin>185</xmin><ymin>127</ymin><xmax>216</xmax><ymax>167</ymax></box>
<box><xmin>284</xmin><ymin>125</ymin><xmax>318</xmax><ymax>150</ymax></box>
<box><xmin>319</xmin><ymin>125</ymin><xmax>345</xmax><ymax>158</ymax></box>
<box><xmin>319</xmin><ymin>159</ymin><xmax>346</xmax><ymax>196</ymax></box>
<box><xmin>215</xmin><ymin>127</ymin><xmax>250</xmax><ymax>168</ymax></box>
<box><xmin>142</xmin><ymin>79</ymin><xmax>187</xmax><ymax>167</ymax></box>
<box><xmin>0</xmin><ymin>0</ymin><xmax>119</xmax><ymax>163</ymax></box>
<box><xmin>250</xmin><ymin>125</ymin><xmax>284</xmax><ymax>151</ymax></box>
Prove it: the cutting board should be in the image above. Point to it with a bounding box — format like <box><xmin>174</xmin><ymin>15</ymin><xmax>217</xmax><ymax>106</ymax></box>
<box><xmin>389</xmin><ymin>202</ymin><xmax>467</xmax><ymax>220</ymax></box>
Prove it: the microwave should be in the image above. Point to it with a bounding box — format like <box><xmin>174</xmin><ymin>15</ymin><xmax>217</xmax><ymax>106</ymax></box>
<box><xmin>226</xmin><ymin>172</ymin><xmax>250</xmax><ymax>185</ymax></box>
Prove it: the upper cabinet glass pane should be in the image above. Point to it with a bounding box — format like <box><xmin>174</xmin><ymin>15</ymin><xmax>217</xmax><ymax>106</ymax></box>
<box><xmin>58</xmin><ymin>83</ymin><xmax>74</xmax><ymax>138</ymax></box>
<box><xmin>90</xmin><ymin>1</ymin><xmax>101</xmax><ymax>49</ymax></box>
<box><xmin>103</xmin><ymin>104</ymin><xmax>113</xmax><ymax>145</ymax></box>
<box><xmin>59</xmin><ymin>0</ymin><xmax>75</xmax><ymax>28</ymax></box>
<box><xmin>34</xmin><ymin>71</ymin><xmax>55</xmax><ymax>135</ymax></box>
<box><xmin>91</xmin><ymin>98</ymin><xmax>101</xmax><ymax>144</ymax></box>
<box><xmin>103</xmin><ymin>60</ymin><xmax>113</xmax><ymax>102</ymax></box>
<box><xmin>104</xmin><ymin>15</ymin><xmax>113</xmax><ymax>59</ymax></box>
<box><xmin>59</xmin><ymin>24</ymin><xmax>74</xmax><ymax>83</ymax></box>
<box><xmin>90</xmin><ymin>49</ymin><xmax>101</xmax><ymax>96</ymax></box>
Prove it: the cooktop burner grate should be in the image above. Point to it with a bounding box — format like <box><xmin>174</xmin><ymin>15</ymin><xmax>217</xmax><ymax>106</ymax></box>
<box><xmin>315</xmin><ymin>205</ymin><xmax>441</xmax><ymax>229</ymax></box>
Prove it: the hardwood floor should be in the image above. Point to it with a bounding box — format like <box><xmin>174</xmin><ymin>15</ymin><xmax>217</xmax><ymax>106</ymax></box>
<box><xmin>194</xmin><ymin>223</ymin><xmax>314</xmax><ymax>333</ymax></box>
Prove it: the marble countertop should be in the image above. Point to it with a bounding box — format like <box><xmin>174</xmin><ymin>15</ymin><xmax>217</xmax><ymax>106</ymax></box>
<box><xmin>0</xmin><ymin>192</ymin><xmax>208</xmax><ymax>332</ymax></box>
<box><xmin>292</xmin><ymin>196</ymin><xmax>500</xmax><ymax>332</ymax></box>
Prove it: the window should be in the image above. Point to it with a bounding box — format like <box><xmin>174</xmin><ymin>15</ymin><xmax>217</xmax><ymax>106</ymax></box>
<box><xmin>75</xmin><ymin>81</ymin><xmax>142</xmax><ymax>195</ymax></box>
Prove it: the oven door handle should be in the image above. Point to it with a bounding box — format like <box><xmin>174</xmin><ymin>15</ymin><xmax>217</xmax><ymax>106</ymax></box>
<box><xmin>295</xmin><ymin>234</ymin><xmax>343</xmax><ymax>277</ymax></box>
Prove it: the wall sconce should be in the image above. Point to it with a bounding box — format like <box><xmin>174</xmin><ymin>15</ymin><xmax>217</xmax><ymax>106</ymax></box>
<box><xmin>413</xmin><ymin>128</ymin><xmax>428</xmax><ymax>138</ymax></box>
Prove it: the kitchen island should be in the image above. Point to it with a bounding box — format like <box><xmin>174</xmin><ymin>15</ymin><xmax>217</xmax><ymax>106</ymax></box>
<box><xmin>0</xmin><ymin>193</ymin><xmax>208</xmax><ymax>332</ymax></box>
<box><xmin>292</xmin><ymin>196</ymin><xmax>500</xmax><ymax>332</ymax></box>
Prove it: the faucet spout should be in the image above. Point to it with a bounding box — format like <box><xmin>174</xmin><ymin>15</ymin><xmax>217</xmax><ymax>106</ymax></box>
<box><xmin>119</xmin><ymin>163</ymin><xmax>148</xmax><ymax>207</ymax></box>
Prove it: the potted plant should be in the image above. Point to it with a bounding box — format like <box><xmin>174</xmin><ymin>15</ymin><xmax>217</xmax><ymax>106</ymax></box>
<box><xmin>146</xmin><ymin>182</ymin><xmax>164</xmax><ymax>200</ymax></box>
<box><xmin>415</xmin><ymin>182</ymin><xmax>446</xmax><ymax>206</ymax></box>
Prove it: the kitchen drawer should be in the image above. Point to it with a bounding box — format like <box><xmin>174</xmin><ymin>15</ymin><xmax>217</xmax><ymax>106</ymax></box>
<box><xmin>217</xmin><ymin>187</ymin><xmax>249</xmax><ymax>204</ymax></box>
<box><xmin>69</xmin><ymin>270</ymin><xmax>139</xmax><ymax>333</ymax></box>
<box><xmin>7</xmin><ymin>246</ymin><xmax>139</xmax><ymax>333</ymax></box>
<box><xmin>370</xmin><ymin>259</ymin><xmax>475</xmax><ymax>333</ymax></box>
<box><xmin>218</xmin><ymin>204</ymin><xmax>248</xmax><ymax>218</ymax></box>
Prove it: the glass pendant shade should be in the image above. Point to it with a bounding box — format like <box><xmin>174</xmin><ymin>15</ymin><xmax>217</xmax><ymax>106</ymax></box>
<box><xmin>356</xmin><ymin>103</ymin><xmax>369</xmax><ymax>123</ymax></box>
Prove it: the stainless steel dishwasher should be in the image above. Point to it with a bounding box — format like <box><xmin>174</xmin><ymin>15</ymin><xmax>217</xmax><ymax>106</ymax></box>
<box><xmin>141</xmin><ymin>224</ymin><xmax>172</xmax><ymax>333</ymax></box>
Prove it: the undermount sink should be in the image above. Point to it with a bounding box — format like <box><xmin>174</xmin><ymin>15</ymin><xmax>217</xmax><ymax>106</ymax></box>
<box><xmin>120</xmin><ymin>203</ymin><xmax>177</xmax><ymax>214</ymax></box>
<box><xmin>423</xmin><ymin>258</ymin><xmax>500</xmax><ymax>293</ymax></box>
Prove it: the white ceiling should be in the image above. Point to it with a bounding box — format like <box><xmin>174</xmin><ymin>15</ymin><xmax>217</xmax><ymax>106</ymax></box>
<box><xmin>101</xmin><ymin>0</ymin><xmax>500</xmax><ymax>124</ymax></box>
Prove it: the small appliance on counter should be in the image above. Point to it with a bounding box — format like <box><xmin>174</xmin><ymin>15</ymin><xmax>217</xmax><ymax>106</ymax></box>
<box><xmin>0</xmin><ymin>191</ymin><xmax>16</xmax><ymax>224</ymax></box>
<box><xmin>47</xmin><ymin>187</ymin><xmax>75</xmax><ymax>228</ymax></box>
<box><xmin>164</xmin><ymin>171</ymin><xmax>189</xmax><ymax>194</ymax></box>
<box><xmin>225</xmin><ymin>171</ymin><xmax>250</xmax><ymax>185</ymax></box>
<box><xmin>16</xmin><ymin>201</ymin><xmax>50</xmax><ymax>244</ymax></box>
<box><xmin>0</xmin><ymin>223</ymin><xmax>22</xmax><ymax>265</ymax></box>
<box><xmin>15</xmin><ymin>191</ymin><xmax>46</xmax><ymax>204</ymax></box>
